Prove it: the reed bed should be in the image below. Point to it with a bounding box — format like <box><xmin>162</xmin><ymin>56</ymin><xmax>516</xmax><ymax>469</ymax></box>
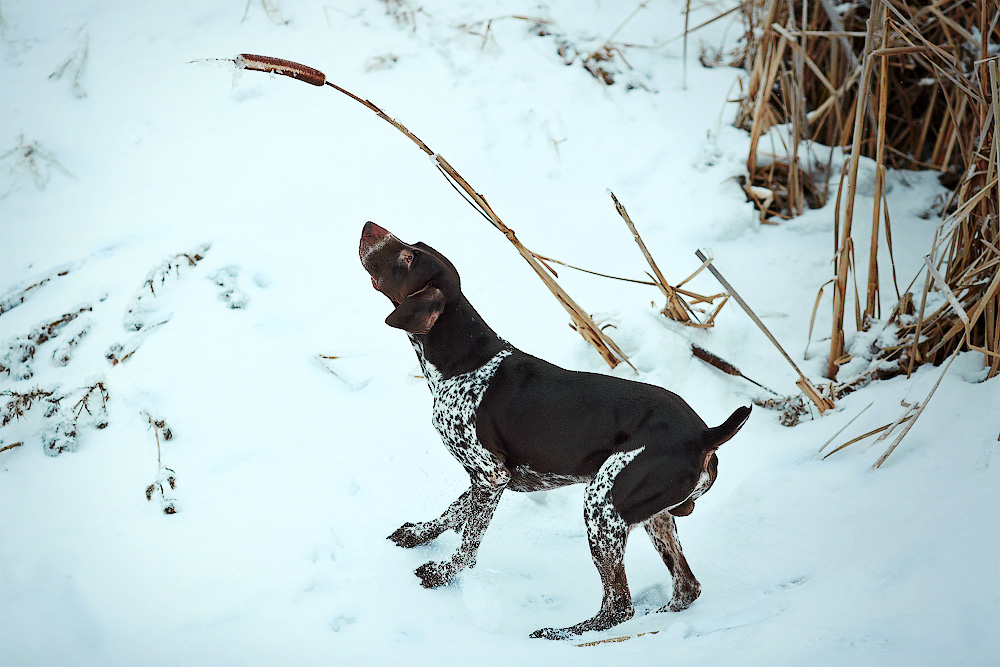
<box><xmin>734</xmin><ymin>0</ymin><xmax>999</xmax><ymax>383</ymax></box>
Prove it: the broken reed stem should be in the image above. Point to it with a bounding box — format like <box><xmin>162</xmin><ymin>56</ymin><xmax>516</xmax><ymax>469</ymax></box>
<box><xmin>695</xmin><ymin>249</ymin><xmax>834</xmax><ymax>412</ymax></box>
<box><xmin>231</xmin><ymin>53</ymin><xmax>633</xmax><ymax>370</ymax></box>
<box><xmin>817</xmin><ymin>400</ymin><xmax>872</xmax><ymax>453</ymax></box>
<box><xmin>873</xmin><ymin>346</ymin><xmax>962</xmax><ymax>468</ymax></box>
<box><xmin>529</xmin><ymin>252</ymin><xmax>657</xmax><ymax>286</ymax></box>
<box><xmin>823</xmin><ymin>413</ymin><xmax>911</xmax><ymax>458</ymax></box>
<box><xmin>610</xmin><ymin>191</ymin><xmax>694</xmax><ymax>323</ymax></box>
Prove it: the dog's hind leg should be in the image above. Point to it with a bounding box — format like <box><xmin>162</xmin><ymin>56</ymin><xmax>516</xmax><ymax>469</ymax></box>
<box><xmin>644</xmin><ymin>511</ymin><xmax>701</xmax><ymax>611</ymax></box>
<box><xmin>388</xmin><ymin>488</ymin><xmax>471</xmax><ymax>548</ymax></box>
<box><xmin>532</xmin><ymin>449</ymin><xmax>642</xmax><ymax>640</ymax></box>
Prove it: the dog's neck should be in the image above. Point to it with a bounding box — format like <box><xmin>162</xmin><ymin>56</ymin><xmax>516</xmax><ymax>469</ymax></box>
<box><xmin>408</xmin><ymin>293</ymin><xmax>506</xmax><ymax>379</ymax></box>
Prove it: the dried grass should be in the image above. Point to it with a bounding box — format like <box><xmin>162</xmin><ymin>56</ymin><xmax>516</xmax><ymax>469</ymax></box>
<box><xmin>734</xmin><ymin>0</ymin><xmax>996</xmax><ymax>459</ymax></box>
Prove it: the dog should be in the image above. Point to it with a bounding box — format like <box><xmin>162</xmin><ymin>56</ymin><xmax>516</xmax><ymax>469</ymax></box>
<box><xmin>359</xmin><ymin>221</ymin><xmax>750</xmax><ymax>639</ymax></box>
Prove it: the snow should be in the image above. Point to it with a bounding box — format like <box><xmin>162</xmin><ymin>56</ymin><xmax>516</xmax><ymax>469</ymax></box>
<box><xmin>1</xmin><ymin>1</ymin><xmax>998</xmax><ymax>665</ymax></box>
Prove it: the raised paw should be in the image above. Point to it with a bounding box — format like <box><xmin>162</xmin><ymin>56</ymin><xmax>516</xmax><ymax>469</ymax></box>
<box><xmin>414</xmin><ymin>561</ymin><xmax>455</xmax><ymax>589</ymax></box>
<box><xmin>388</xmin><ymin>522</ymin><xmax>428</xmax><ymax>548</ymax></box>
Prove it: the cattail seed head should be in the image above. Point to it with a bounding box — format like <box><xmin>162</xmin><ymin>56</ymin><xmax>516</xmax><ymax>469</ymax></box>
<box><xmin>236</xmin><ymin>54</ymin><xmax>326</xmax><ymax>86</ymax></box>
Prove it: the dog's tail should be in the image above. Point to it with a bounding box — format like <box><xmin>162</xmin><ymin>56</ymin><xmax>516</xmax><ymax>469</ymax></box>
<box><xmin>702</xmin><ymin>405</ymin><xmax>751</xmax><ymax>450</ymax></box>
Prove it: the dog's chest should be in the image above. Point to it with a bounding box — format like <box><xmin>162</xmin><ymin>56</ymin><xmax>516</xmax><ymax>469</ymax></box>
<box><xmin>410</xmin><ymin>338</ymin><xmax>511</xmax><ymax>480</ymax></box>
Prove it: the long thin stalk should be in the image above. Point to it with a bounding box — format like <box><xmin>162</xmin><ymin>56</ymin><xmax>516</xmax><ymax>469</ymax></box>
<box><xmin>829</xmin><ymin>0</ymin><xmax>884</xmax><ymax>380</ymax></box>
<box><xmin>230</xmin><ymin>54</ymin><xmax>633</xmax><ymax>370</ymax></box>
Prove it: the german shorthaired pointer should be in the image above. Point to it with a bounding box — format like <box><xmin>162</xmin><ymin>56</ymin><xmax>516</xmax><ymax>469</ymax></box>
<box><xmin>359</xmin><ymin>221</ymin><xmax>750</xmax><ymax>639</ymax></box>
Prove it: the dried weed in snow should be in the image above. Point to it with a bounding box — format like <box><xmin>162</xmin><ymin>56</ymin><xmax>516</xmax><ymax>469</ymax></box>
<box><xmin>208</xmin><ymin>266</ymin><xmax>250</xmax><ymax>309</ymax></box>
<box><xmin>0</xmin><ymin>305</ymin><xmax>93</xmax><ymax>380</ymax></box>
<box><xmin>123</xmin><ymin>243</ymin><xmax>211</xmax><ymax>331</ymax></box>
<box><xmin>142</xmin><ymin>412</ymin><xmax>177</xmax><ymax>514</ymax></box>
<box><xmin>41</xmin><ymin>378</ymin><xmax>109</xmax><ymax>456</ymax></box>
<box><xmin>48</xmin><ymin>30</ymin><xmax>89</xmax><ymax>98</ymax></box>
<box><xmin>0</xmin><ymin>134</ymin><xmax>74</xmax><ymax>198</ymax></box>
<box><xmin>0</xmin><ymin>264</ymin><xmax>74</xmax><ymax>316</ymax></box>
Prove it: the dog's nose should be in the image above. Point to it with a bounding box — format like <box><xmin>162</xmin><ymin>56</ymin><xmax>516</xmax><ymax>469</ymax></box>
<box><xmin>361</xmin><ymin>221</ymin><xmax>390</xmax><ymax>241</ymax></box>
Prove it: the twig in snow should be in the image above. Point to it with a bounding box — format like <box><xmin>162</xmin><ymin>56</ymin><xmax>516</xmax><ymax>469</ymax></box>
<box><xmin>379</xmin><ymin>0</ymin><xmax>428</xmax><ymax>32</ymax></box>
<box><xmin>240</xmin><ymin>0</ymin><xmax>288</xmax><ymax>25</ymax></box>
<box><xmin>123</xmin><ymin>243</ymin><xmax>210</xmax><ymax>332</ymax></box>
<box><xmin>0</xmin><ymin>134</ymin><xmax>74</xmax><ymax>198</ymax></box>
<box><xmin>48</xmin><ymin>30</ymin><xmax>88</xmax><ymax>98</ymax></box>
<box><xmin>872</xmin><ymin>347</ymin><xmax>962</xmax><ymax>468</ymax></box>
<box><xmin>1</xmin><ymin>388</ymin><xmax>56</xmax><ymax>427</ymax></box>
<box><xmin>611</xmin><ymin>192</ymin><xmax>728</xmax><ymax>327</ymax></box>
<box><xmin>106</xmin><ymin>318</ymin><xmax>171</xmax><ymax>367</ymax></box>
<box><xmin>817</xmin><ymin>401</ymin><xmax>872</xmax><ymax>453</ymax></box>
<box><xmin>143</xmin><ymin>411</ymin><xmax>177</xmax><ymax>514</ymax></box>
<box><xmin>317</xmin><ymin>354</ymin><xmax>371</xmax><ymax>391</ymax></box>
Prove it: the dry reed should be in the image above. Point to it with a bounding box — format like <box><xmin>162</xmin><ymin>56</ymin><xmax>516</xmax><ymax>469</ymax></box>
<box><xmin>735</xmin><ymin>0</ymin><xmax>998</xmax><ymax>389</ymax></box>
<box><xmin>231</xmin><ymin>53</ymin><xmax>634</xmax><ymax>370</ymax></box>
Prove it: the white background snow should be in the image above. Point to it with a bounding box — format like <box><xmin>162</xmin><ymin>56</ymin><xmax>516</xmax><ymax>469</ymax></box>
<box><xmin>1</xmin><ymin>1</ymin><xmax>997</xmax><ymax>665</ymax></box>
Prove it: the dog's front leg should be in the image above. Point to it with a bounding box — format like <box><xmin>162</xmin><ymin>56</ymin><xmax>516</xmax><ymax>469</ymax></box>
<box><xmin>388</xmin><ymin>488</ymin><xmax>471</xmax><ymax>548</ymax></box>
<box><xmin>414</xmin><ymin>469</ymin><xmax>509</xmax><ymax>588</ymax></box>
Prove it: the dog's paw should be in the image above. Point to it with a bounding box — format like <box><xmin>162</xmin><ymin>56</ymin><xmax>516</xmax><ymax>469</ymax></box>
<box><xmin>387</xmin><ymin>522</ymin><xmax>425</xmax><ymax>548</ymax></box>
<box><xmin>662</xmin><ymin>581</ymin><xmax>701</xmax><ymax>612</ymax></box>
<box><xmin>529</xmin><ymin>627</ymin><xmax>573</xmax><ymax>641</ymax></box>
<box><xmin>414</xmin><ymin>561</ymin><xmax>453</xmax><ymax>589</ymax></box>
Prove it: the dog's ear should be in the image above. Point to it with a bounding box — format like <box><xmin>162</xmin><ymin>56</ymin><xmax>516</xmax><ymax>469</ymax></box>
<box><xmin>385</xmin><ymin>287</ymin><xmax>445</xmax><ymax>334</ymax></box>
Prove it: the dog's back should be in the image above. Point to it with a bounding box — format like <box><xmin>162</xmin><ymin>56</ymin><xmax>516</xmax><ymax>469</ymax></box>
<box><xmin>477</xmin><ymin>349</ymin><xmax>742</xmax><ymax>489</ymax></box>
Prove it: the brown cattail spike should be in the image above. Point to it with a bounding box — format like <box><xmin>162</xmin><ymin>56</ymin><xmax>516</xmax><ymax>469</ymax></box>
<box><xmin>692</xmin><ymin>344</ymin><xmax>740</xmax><ymax>376</ymax></box>
<box><xmin>236</xmin><ymin>54</ymin><xmax>326</xmax><ymax>86</ymax></box>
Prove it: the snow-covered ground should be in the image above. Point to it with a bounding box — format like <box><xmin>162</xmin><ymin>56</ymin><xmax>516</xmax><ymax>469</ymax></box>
<box><xmin>1</xmin><ymin>1</ymin><xmax>997</xmax><ymax>665</ymax></box>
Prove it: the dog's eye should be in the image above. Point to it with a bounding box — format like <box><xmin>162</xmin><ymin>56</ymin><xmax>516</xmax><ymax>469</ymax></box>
<box><xmin>400</xmin><ymin>251</ymin><xmax>414</xmax><ymax>266</ymax></box>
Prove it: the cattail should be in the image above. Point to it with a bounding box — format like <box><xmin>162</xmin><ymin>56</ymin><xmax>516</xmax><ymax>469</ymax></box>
<box><xmin>690</xmin><ymin>343</ymin><xmax>782</xmax><ymax>397</ymax></box>
<box><xmin>236</xmin><ymin>54</ymin><xmax>325</xmax><ymax>86</ymax></box>
<box><xmin>691</xmin><ymin>344</ymin><xmax>740</xmax><ymax>376</ymax></box>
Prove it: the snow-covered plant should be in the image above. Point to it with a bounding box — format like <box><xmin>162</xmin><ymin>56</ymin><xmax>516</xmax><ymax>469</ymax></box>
<box><xmin>51</xmin><ymin>318</ymin><xmax>91</xmax><ymax>366</ymax></box>
<box><xmin>0</xmin><ymin>265</ymin><xmax>73</xmax><ymax>316</ymax></box>
<box><xmin>208</xmin><ymin>266</ymin><xmax>250</xmax><ymax>309</ymax></box>
<box><xmin>0</xmin><ymin>134</ymin><xmax>74</xmax><ymax>198</ymax></box>
<box><xmin>1</xmin><ymin>387</ymin><xmax>56</xmax><ymax>427</ymax></box>
<box><xmin>41</xmin><ymin>378</ymin><xmax>109</xmax><ymax>456</ymax></box>
<box><xmin>142</xmin><ymin>411</ymin><xmax>177</xmax><ymax>514</ymax></box>
<box><xmin>0</xmin><ymin>305</ymin><xmax>92</xmax><ymax>379</ymax></box>
<box><xmin>106</xmin><ymin>318</ymin><xmax>170</xmax><ymax>367</ymax></box>
<box><xmin>122</xmin><ymin>243</ymin><xmax>210</xmax><ymax>331</ymax></box>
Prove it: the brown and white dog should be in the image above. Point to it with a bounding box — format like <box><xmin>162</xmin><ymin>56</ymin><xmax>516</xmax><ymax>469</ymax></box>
<box><xmin>359</xmin><ymin>221</ymin><xmax>750</xmax><ymax>639</ymax></box>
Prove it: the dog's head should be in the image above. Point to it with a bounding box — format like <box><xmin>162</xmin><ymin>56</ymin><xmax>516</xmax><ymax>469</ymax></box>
<box><xmin>359</xmin><ymin>221</ymin><xmax>461</xmax><ymax>335</ymax></box>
